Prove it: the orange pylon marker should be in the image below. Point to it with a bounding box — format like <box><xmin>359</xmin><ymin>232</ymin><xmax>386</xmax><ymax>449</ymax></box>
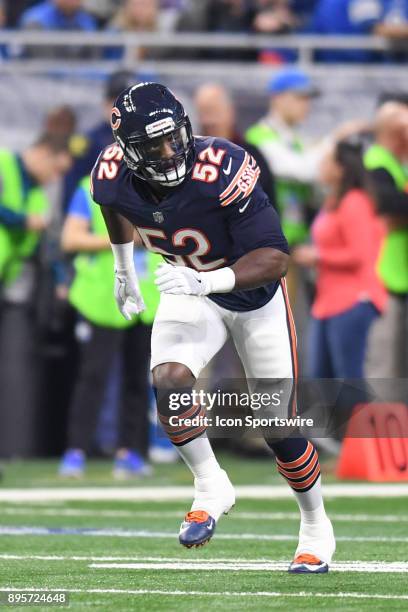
<box><xmin>336</xmin><ymin>403</ymin><xmax>408</xmax><ymax>481</ymax></box>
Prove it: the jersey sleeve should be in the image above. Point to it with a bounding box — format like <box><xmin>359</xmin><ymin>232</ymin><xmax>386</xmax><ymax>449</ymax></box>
<box><xmin>90</xmin><ymin>144</ymin><xmax>121</xmax><ymax>208</ymax></box>
<box><xmin>217</xmin><ymin>140</ymin><xmax>289</xmax><ymax>254</ymax></box>
<box><xmin>217</xmin><ymin>140</ymin><xmax>261</xmax><ymax>208</ymax></box>
<box><xmin>226</xmin><ymin>193</ymin><xmax>289</xmax><ymax>255</ymax></box>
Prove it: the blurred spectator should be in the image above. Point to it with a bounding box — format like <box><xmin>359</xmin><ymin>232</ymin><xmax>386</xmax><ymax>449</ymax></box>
<box><xmin>194</xmin><ymin>81</ymin><xmax>277</xmax><ymax>206</ymax></box>
<box><xmin>159</xmin><ymin>0</ymin><xmax>187</xmax><ymax>31</ymax></box>
<box><xmin>83</xmin><ymin>0</ymin><xmax>120</xmax><ymax>24</ymax></box>
<box><xmin>293</xmin><ymin>139</ymin><xmax>387</xmax><ymax>378</ymax></box>
<box><xmin>311</xmin><ymin>0</ymin><xmax>383</xmax><ymax>63</ymax></box>
<box><xmin>291</xmin><ymin>0</ymin><xmax>318</xmax><ymax>27</ymax></box>
<box><xmin>245</xmin><ymin>68</ymin><xmax>322</xmax><ymax>247</ymax></box>
<box><xmin>252</xmin><ymin>0</ymin><xmax>297</xmax><ymax>34</ymax></box>
<box><xmin>20</xmin><ymin>0</ymin><xmax>97</xmax><ymax>29</ymax></box>
<box><xmin>205</xmin><ymin>0</ymin><xmax>252</xmax><ymax>32</ymax></box>
<box><xmin>0</xmin><ymin>0</ymin><xmax>8</xmax><ymax>60</ymax></box>
<box><xmin>0</xmin><ymin>133</ymin><xmax>71</xmax><ymax>282</ymax></box>
<box><xmin>252</xmin><ymin>0</ymin><xmax>299</xmax><ymax>62</ymax></box>
<box><xmin>42</xmin><ymin>105</ymin><xmax>77</xmax><ymax>300</ymax></box>
<box><xmin>0</xmin><ymin>134</ymin><xmax>71</xmax><ymax>457</ymax></box>
<box><xmin>109</xmin><ymin>0</ymin><xmax>158</xmax><ymax>30</ymax></box>
<box><xmin>176</xmin><ymin>0</ymin><xmax>211</xmax><ymax>31</ymax></box>
<box><xmin>59</xmin><ymin>176</ymin><xmax>161</xmax><ymax>478</ymax></box>
<box><xmin>178</xmin><ymin>0</ymin><xmax>297</xmax><ymax>33</ymax></box>
<box><xmin>178</xmin><ymin>0</ymin><xmax>301</xmax><ymax>61</ymax></box>
<box><xmin>20</xmin><ymin>0</ymin><xmax>98</xmax><ymax>59</ymax></box>
<box><xmin>375</xmin><ymin>0</ymin><xmax>408</xmax><ymax>61</ymax></box>
<box><xmin>4</xmin><ymin>1</ymin><xmax>39</xmax><ymax>28</ymax></box>
<box><xmin>364</xmin><ymin>101</ymin><xmax>408</xmax><ymax>378</ymax></box>
<box><xmin>63</xmin><ymin>70</ymin><xmax>135</xmax><ymax>210</ymax></box>
<box><xmin>177</xmin><ymin>0</ymin><xmax>254</xmax><ymax>59</ymax></box>
<box><xmin>45</xmin><ymin>105</ymin><xmax>77</xmax><ymax>141</ymax></box>
<box><xmin>107</xmin><ymin>0</ymin><xmax>169</xmax><ymax>59</ymax></box>
<box><xmin>246</xmin><ymin>68</ymin><xmax>368</xmax><ymax>245</ymax></box>
<box><xmin>376</xmin><ymin>0</ymin><xmax>408</xmax><ymax>40</ymax></box>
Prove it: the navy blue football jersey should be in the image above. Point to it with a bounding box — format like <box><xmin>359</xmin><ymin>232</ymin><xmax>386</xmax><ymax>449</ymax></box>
<box><xmin>91</xmin><ymin>136</ymin><xmax>289</xmax><ymax>312</ymax></box>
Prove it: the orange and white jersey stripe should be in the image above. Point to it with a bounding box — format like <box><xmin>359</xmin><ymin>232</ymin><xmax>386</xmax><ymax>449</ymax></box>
<box><xmin>220</xmin><ymin>153</ymin><xmax>260</xmax><ymax>208</ymax></box>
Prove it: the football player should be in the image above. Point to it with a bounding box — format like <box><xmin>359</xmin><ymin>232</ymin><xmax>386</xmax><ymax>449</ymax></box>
<box><xmin>91</xmin><ymin>82</ymin><xmax>335</xmax><ymax>574</ymax></box>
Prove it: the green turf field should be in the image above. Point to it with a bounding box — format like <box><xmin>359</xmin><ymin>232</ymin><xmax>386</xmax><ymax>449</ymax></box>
<box><xmin>0</xmin><ymin>456</ymin><xmax>407</xmax><ymax>611</ymax></box>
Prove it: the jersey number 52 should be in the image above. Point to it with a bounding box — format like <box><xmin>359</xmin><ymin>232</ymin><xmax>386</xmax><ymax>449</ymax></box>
<box><xmin>192</xmin><ymin>146</ymin><xmax>226</xmax><ymax>183</ymax></box>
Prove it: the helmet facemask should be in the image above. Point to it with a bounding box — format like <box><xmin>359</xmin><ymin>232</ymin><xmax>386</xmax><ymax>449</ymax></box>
<box><xmin>117</xmin><ymin>117</ymin><xmax>194</xmax><ymax>187</ymax></box>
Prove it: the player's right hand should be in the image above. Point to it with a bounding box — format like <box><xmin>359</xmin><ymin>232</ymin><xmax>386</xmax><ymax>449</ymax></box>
<box><xmin>114</xmin><ymin>269</ymin><xmax>146</xmax><ymax>320</ymax></box>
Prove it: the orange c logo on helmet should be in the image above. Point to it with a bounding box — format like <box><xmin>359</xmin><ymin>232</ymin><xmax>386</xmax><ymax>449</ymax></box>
<box><xmin>111</xmin><ymin>107</ymin><xmax>122</xmax><ymax>130</ymax></box>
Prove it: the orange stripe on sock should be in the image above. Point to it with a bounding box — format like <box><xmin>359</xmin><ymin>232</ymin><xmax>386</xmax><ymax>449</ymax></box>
<box><xmin>276</xmin><ymin>441</ymin><xmax>314</xmax><ymax>469</ymax></box>
<box><xmin>277</xmin><ymin>450</ymin><xmax>318</xmax><ymax>480</ymax></box>
<box><xmin>289</xmin><ymin>463</ymin><xmax>321</xmax><ymax>490</ymax></box>
<box><xmin>158</xmin><ymin>403</ymin><xmax>201</xmax><ymax>425</ymax></box>
<box><xmin>160</xmin><ymin>407</ymin><xmax>205</xmax><ymax>435</ymax></box>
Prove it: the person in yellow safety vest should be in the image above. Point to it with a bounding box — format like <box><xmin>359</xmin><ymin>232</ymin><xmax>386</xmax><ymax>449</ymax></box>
<box><xmin>59</xmin><ymin>176</ymin><xmax>162</xmax><ymax>479</ymax></box>
<box><xmin>0</xmin><ymin>134</ymin><xmax>71</xmax><ymax>458</ymax></box>
<box><xmin>245</xmin><ymin>69</ymin><xmax>368</xmax><ymax>246</ymax></box>
<box><xmin>245</xmin><ymin>69</ymin><xmax>326</xmax><ymax>248</ymax></box>
<box><xmin>0</xmin><ymin>134</ymin><xmax>71</xmax><ymax>291</ymax></box>
<box><xmin>245</xmin><ymin>68</ymin><xmax>368</xmax><ymax>304</ymax></box>
<box><xmin>245</xmin><ymin>69</ymin><xmax>332</xmax><ymax>308</ymax></box>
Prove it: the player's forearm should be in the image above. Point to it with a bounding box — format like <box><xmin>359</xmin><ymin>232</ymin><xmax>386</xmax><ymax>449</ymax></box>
<box><xmin>155</xmin><ymin>248</ymin><xmax>289</xmax><ymax>297</ymax></box>
<box><xmin>101</xmin><ymin>206</ymin><xmax>138</xmax><ymax>272</ymax></box>
<box><xmin>231</xmin><ymin>247</ymin><xmax>289</xmax><ymax>290</ymax></box>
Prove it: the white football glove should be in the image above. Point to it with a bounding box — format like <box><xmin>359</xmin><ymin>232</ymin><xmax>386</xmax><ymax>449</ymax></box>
<box><xmin>155</xmin><ymin>263</ymin><xmax>209</xmax><ymax>296</ymax></box>
<box><xmin>155</xmin><ymin>263</ymin><xmax>236</xmax><ymax>296</ymax></box>
<box><xmin>114</xmin><ymin>268</ymin><xmax>146</xmax><ymax>320</ymax></box>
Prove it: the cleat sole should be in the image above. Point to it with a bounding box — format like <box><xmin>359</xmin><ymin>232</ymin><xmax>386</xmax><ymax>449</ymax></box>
<box><xmin>288</xmin><ymin>563</ymin><xmax>329</xmax><ymax>574</ymax></box>
<box><xmin>183</xmin><ymin>537</ymin><xmax>211</xmax><ymax>549</ymax></box>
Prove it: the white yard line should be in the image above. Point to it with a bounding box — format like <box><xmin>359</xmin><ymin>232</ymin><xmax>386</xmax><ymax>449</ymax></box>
<box><xmin>0</xmin><ymin>587</ymin><xmax>407</xmax><ymax>601</ymax></box>
<box><xmin>0</xmin><ymin>483</ymin><xmax>408</xmax><ymax>502</ymax></box>
<box><xmin>89</xmin><ymin>561</ymin><xmax>408</xmax><ymax>573</ymax></box>
<box><xmin>1</xmin><ymin>507</ymin><xmax>408</xmax><ymax>523</ymax></box>
<box><xmin>2</xmin><ymin>555</ymin><xmax>408</xmax><ymax>571</ymax></box>
<box><xmin>0</xmin><ymin>526</ymin><xmax>407</xmax><ymax>542</ymax></box>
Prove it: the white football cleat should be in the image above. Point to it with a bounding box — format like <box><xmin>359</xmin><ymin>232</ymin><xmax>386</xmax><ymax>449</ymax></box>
<box><xmin>288</xmin><ymin>516</ymin><xmax>335</xmax><ymax>574</ymax></box>
<box><xmin>179</xmin><ymin>469</ymin><xmax>235</xmax><ymax>548</ymax></box>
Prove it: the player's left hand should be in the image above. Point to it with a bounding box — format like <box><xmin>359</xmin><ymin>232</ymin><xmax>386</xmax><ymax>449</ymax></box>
<box><xmin>155</xmin><ymin>263</ymin><xmax>210</xmax><ymax>296</ymax></box>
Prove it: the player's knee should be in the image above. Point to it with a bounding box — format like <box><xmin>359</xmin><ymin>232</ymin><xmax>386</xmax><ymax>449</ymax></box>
<box><xmin>152</xmin><ymin>362</ymin><xmax>195</xmax><ymax>390</ymax></box>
